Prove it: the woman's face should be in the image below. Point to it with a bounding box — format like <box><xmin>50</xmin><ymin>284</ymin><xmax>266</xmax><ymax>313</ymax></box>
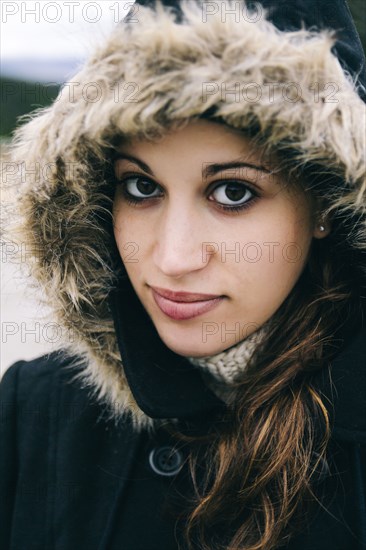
<box><xmin>112</xmin><ymin>120</ymin><xmax>329</xmax><ymax>357</ymax></box>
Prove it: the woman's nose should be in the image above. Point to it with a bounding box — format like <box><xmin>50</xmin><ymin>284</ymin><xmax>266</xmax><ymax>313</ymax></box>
<box><xmin>152</xmin><ymin>205</ymin><xmax>211</xmax><ymax>278</ymax></box>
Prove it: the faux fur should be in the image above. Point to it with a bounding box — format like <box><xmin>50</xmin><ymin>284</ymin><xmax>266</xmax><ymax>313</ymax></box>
<box><xmin>2</xmin><ymin>0</ymin><xmax>365</xmax><ymax>432</ymax></box>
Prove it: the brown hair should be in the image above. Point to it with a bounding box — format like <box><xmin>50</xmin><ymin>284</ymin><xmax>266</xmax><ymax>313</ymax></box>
<box><xmin>152</xmin><ymin>157</ymin><xmax>365</xmax><ymax>550</ymax></box>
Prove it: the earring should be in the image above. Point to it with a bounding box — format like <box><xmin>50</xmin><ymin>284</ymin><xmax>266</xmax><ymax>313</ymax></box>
<box><xmin>319</xmin><ymin>225</ymin><xmax>325</xmax><ymax>232</ymax></box>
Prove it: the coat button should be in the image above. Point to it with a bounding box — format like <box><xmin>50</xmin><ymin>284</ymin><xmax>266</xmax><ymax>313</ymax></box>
<box><xmin>149</xmin><ymin>446</ymin><xmax>184</xmax><ymax>476</ymax></box>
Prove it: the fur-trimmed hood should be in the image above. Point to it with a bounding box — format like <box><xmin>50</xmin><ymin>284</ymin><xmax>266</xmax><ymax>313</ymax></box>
<box><xmin>2</xmin><ymin>0</ymin><xmax>366</xmax><ymax>431</ymax></box>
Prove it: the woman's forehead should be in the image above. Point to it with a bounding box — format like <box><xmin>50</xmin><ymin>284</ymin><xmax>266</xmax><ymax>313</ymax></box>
<box><xmin>114</xmin><ymin>120</ymin><xmax>265</xmax><ymax>158</ymax></box>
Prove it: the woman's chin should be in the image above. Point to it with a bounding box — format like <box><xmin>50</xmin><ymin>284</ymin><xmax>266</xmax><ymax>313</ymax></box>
<box><xmin>154</xmin><ymin>329</ymin><xmax>227</xmax><ymax>358</ymax></box>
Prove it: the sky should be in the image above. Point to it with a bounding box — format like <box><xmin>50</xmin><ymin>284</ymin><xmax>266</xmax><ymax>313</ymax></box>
<box><xmin>1</xmin><ymin>1</ymin><xmax>135</xmax><ymax>81</ymax></box>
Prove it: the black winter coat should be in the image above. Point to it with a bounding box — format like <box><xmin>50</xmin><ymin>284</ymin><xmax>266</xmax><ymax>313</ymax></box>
<box><xmin>1</xmin><ymin>299</ymin><xmax>366</xmax><ymax>550</ymax></box>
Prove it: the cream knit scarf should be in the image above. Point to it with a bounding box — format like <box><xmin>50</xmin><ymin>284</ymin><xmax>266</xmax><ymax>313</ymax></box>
<box><xmin>184</xmin><ymin>319</ymin><xmax>271</xmax><ymax>404</ymax></box>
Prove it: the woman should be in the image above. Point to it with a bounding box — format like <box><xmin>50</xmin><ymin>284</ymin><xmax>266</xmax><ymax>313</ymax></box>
<box><xmin>1</xmin><ymin>1</ymin><xmax>365</xmax><ymax>549</ymax></box>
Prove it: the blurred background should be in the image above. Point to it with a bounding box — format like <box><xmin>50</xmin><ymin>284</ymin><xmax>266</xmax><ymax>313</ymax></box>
<box><xmin>0</xmin><ymin>0</ymin><xmax>365</xmax><ymax>371</ymax></box>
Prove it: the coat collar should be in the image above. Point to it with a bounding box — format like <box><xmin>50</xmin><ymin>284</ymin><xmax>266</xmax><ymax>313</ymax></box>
<box><xmin>109</xmin><ymin>276</ymin><xmax>366</xmax><ymax>438</ymax></box>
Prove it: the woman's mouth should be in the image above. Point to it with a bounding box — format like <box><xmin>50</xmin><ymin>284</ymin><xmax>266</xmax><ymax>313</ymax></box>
<box><xmin>151</xmin><ymin>288</ymin><xmax>225</xmax><ymax>320</ymax></box>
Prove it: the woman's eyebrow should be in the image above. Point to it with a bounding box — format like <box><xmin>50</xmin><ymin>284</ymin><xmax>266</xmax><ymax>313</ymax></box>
<box><xmin>203</xmin><ymin>161</ymin><xmax>271</xmax><ymax>178</ymax></box>
<box><xmin>114</xmin><ymin>154</ymin><xmax>271</xmax><ymax>178</ymax></box>
<box><xmin>114</xmin><ymin>153</ymin><xmax>154</xmax><ymax>175</ymax></box>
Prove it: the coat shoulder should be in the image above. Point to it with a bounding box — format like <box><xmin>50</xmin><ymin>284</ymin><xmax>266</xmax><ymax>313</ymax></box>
<box><xmin>0</xmin><ymin>350</ymin><xmax>81</xmax><ymax>406</ymax></box>
<box><xmin>0</xmin><ymin>350</ymin><xmax>108</xmax><ymax>434</ymax></box>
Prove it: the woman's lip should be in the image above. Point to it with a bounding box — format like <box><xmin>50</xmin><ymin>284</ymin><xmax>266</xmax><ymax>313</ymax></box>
<box><xmin>149</xmin><ymin>285</ymin><xmax>221</xmax><ymax>302</ymax></box>
<box><xmin>151</xmin><ymin>289</ymin><xmax>225</xmax><ymax>320</ymax></box>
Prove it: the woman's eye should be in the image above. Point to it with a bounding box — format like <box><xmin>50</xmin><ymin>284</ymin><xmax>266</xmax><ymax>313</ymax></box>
<box><xmin>122</xmin><ymin>176</ymin><xmax>161</xmax><ymax>199</ymax></box>
<box><xmin>210</xmin><ymin>182</ymin><xmax>254</xmax><ymax>207</ymax></box>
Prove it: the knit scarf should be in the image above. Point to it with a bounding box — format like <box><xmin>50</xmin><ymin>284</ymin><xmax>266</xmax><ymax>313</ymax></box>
<box><xmin>184</xmin><ymin>319</ymin><xmax>271</xmax><ymax>404</ymax></box>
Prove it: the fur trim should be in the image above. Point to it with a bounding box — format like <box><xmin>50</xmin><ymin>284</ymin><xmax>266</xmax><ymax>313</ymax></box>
<box><xmin>1</xmin><ymin>0</ymin><xmax>365</xmax><ymax>431</ymax></box>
